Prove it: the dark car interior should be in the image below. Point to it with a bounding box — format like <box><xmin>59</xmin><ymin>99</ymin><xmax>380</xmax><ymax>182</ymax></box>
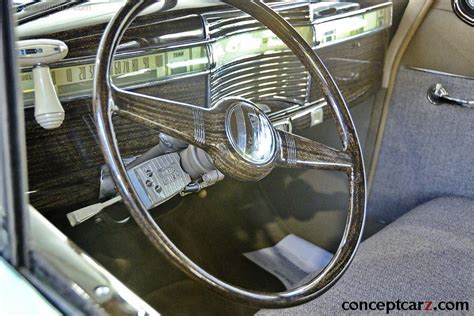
<box><xmin>2</xmin><ymin>0</ymin><xmax>473</xmax><ymax>314</ymax></box>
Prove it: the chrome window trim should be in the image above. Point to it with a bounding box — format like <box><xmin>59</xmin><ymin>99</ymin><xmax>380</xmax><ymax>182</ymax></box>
<box><xmin>0</xmin><ymin>0</ymin><xmax>30</xmax><ymax>267</ymax></box>
<box><xmin>406</xmin><ymin>66</ymin><xmax>474</xmax><ymax>81</ymax></box>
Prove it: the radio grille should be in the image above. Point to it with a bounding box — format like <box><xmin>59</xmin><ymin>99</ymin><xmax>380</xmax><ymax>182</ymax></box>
<box><xmin>205</xmin><ymin>3</ymin><xmax>312</xmax><ymax>107</ymax></box>
<box><xmin>205</xmin><ymin>4</ymin><xmax>311</xmax><ymax>39</ymax></box>
<box><xmin>210</xmin><ymin>51</ymin><xmax>309</xmax><ymax>106</ymax></box>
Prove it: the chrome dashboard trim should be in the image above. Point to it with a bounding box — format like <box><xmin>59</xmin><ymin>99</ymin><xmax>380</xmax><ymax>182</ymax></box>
<box><xmin>43</xmin><ymin>40</ymin><xmax>212</xmax><ymax>69</ymax></box>
<box><xmin>205</xmin><ymin>42</ymin><xmax>214</xmax><ymax>106</ymax></box>
<box><xmin>207</xmin><ymin>2</ymin><xmax>313</xmax><ymax>107</ymax></box>
<box><xmin>312</xmin><ymin>2</ymin><xmax>392</xmax><ymax>25</ymax></box>
<box><xmin>269</xmin><ymin>98</ymin><xmax>325</xmax><ymax>121</ymax></box>
<box><xmin>313</xmin><ymin>3</ymin><xmax>392</xmax><ymax>50</ymax></box>
<box><xmin>20</xmin><ymin>3</ymin><xmax>311</xmax><ymax>70</ymax></box>
<box><xmin>314</xmin><ymin>26</ymin><xmax>390</xmax><ymax>50</ymax></box>
<box><xmin>201</xmin><ymin>2</ymin><xmax>311</xmax><ymax>40</ymax></box>
<box><xmin>21</xmin><ymin>1</ymin><xmax>393</xmax><ymax>108</ymax></box>
<box><xmin>23</xmin><ymin>70</ymin><xmax>210</xmax><ymax>109</ymax></box>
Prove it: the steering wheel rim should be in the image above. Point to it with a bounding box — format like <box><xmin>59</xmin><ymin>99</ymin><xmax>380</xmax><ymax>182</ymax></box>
<box><xmin>93</xmin><ymin>0</ymin><xmax>366</xmax><ymax>308</ymax></box>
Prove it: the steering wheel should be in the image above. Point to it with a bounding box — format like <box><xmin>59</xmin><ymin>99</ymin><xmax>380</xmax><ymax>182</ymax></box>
<box><xmin>94</xmin><ymin>0</ymin><xmax>366</xmax><ymax>308</ymax></box>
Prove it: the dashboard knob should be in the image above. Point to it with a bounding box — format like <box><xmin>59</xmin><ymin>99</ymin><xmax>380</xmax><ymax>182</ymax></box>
<box><xmin>33</xmin><ymin>65</ymin><xmax>65</xmax><ymax>129</ymax></box>
<box><xmin>17</xmin><ymin>39</ymin><xmax>68</xmax><ymax>129</ymax></box>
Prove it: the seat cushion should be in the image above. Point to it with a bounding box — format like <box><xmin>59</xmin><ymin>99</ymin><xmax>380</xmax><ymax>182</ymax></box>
<box><xmin>258</xmin><ymin>197</ymin><xmax>474</xmax><ymax>315</ymax></box>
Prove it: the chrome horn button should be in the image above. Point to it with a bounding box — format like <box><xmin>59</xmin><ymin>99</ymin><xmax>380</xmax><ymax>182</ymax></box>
<box><xmin>225</xmin><ymin>100</ymin><xmax>277</xmax><ymax>165</ymax></box>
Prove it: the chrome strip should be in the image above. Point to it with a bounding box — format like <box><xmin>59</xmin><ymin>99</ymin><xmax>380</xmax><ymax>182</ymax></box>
<box><xmin>313</xmin><ymin>2</ymin><xmax>392</xmax><ymax>24</ymax></box>
<box><xmin>269</xmin><ymin>99</ymin><xmax>325</xmax><ymax>121</ymax></box>
<box><xmin>202</xmin><ymin>2</ymin><xmax>311</xmax><ymax>40</ymax></box>
<box><xmin>193</xmin><ymin>108</ymin><xmax>206</xmax><ymax>145</ymax></box>
<box><xmin>22</xmin><ymin>40</ymin><xmax>212</xmax><ymax>70</ymax></box>
<box><xmin>406</xmin><ymin>66</ymin><xmax>474</xmax><ymax>81</ymax></box>
<box><xmin>284</xmin><ymin>133</ymin><xmax>297</xmax><ymax>165</ymax></box>
<box><xmin>314</xmin><ymin>27</ymin><xmax>390</xmax><ymax>50</ymax></box>
<box><xmin>23</xmin><ymin>70</ymin><xmax>209</xmax><ymax>109</ymax></box>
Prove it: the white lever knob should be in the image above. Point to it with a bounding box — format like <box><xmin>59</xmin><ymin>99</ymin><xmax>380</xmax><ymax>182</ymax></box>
<box><xmin>17</xmin><ymin>39</ymin><xmax>68</xmax><ymax>129</ymax></box>
<box><xmin>33</xmin><ymin>65</ymin><xmax>65</xmax><ymax>129</ymax></box>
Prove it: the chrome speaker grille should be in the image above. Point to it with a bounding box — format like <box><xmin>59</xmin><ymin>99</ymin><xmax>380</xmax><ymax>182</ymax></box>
<box><xmin>204</xmin><ymin>3</ymin><xmax>312</xmax><ymax>107</ymax></box>
<box><xmin>205</xmin><ymin>3</ymin><xmax>311</xmax><ymax>39</ymax></box>
<box><xmin>210</xmin><ymin>51</ymin><xmax>309</xmax><ymax>106</ymax></box>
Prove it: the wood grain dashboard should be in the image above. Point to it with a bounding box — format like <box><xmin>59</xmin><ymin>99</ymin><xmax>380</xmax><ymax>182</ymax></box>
<box><xmin>22</xmin><ymin>2</ymin><xmax>390</xmax><ymax>214</ymax></box>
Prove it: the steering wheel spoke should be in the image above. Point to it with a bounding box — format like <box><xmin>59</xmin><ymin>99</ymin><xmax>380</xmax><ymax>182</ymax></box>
<box><xmin>276</xmin><ymin>130</ymin><xmax>353</xmax><ymax>173</ymax></box>
<box><xmin>112</xmin><ymin>87</ymin><xmax>211</xmax><ymax>147</ymax></box>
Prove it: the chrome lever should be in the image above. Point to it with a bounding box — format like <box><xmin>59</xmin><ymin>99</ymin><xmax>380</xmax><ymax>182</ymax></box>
<box><xmin>427</xmin><ymin>84</ymin><xmax>474</xmax><ymax>108</ymax></box>
<box><xmin>67</xmin><ymin>196</ymin><xmax>122</xmax><ymax>227</ymax></box>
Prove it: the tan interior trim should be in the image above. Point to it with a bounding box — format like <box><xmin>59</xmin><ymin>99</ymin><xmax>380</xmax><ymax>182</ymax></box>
<box><xmin>382</xmin><ymin>0</ymin><xmax>434</xmax><ymax>88</ymax></box>
<box><xmin>368</xmin><ymin>0</ymin><xmax>434</xmax><ymax>191</ymax></box>
<box><xmin>402</xmin><ymin>1</ymin><xmax>474</xmax><ymax>78</ymax></box>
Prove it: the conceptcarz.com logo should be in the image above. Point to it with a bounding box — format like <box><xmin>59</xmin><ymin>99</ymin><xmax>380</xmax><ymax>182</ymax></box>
<box><xmin>342</xmin><ymin>300</ymin><xmax>470</xmax><ymax>314</ymax></box>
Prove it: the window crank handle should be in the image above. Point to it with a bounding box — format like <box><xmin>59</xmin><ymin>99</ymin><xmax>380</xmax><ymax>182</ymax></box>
<box><xmin>427</xmin><ymin>83</ymin><xmax>474</xmax><ymax>108</ymax></box>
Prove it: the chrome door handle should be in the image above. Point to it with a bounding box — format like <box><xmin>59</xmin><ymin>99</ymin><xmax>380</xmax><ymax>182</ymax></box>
<box><xmin>427</xmin><ymin>83</ymin><xmax>474</xmax><ymax>108</ymax></box>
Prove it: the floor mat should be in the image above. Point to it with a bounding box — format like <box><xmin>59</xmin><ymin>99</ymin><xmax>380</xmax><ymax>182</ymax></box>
<box><xmin>244</xmin><ymin>234</ymin><xmax>333</xmax><ymax>289</ymax></box>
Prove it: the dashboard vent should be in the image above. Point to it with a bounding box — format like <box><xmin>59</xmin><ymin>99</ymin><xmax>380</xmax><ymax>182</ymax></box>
<box><xmin>204</xmin><ymin>3</ymin><xmax>312</xmax><ymax>107</ymax></box>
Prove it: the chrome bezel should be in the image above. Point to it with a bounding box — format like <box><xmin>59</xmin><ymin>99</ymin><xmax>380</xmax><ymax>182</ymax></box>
<box><xmin>224</xmin><ymin>99</ymin><xmax>277</xmax><ymax>165</ymax></box>
<box><xmin>452</xmin><ymin>0</ymin><xmax>474</xmax><ymax>26</ymax></box>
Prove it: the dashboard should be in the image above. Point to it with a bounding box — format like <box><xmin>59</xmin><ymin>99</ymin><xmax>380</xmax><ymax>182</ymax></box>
<box><xmin>18</xmin><ymin>1</ymin><xmax>393</xmax><ymax>213</ymax></box>
<box><xmin>20</xmin><ymin>2</ymin><xmax>391</xmax><ymax>107</ymax></box>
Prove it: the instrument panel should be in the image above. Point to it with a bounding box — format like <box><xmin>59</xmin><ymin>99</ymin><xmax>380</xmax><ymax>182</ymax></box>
<box><xmin>20</xmin><ymin>3</ymin><xmax>392</xmax><ymax>107</ymax></box>
<box><xmin>21</xmin><ymin>1</ymin><xmax>394</xmax><ymax>213</ymax></box>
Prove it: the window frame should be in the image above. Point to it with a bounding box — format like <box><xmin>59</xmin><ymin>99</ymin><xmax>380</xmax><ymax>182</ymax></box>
<box><xmin>0</xmin><ymin>2</ymin><xmax>161</xmax><ymax>314</ymax></box>
<box><xmin>0</xmin><ymin>0</ymin><xmax>31</xmax><ymax>268</ymax></box>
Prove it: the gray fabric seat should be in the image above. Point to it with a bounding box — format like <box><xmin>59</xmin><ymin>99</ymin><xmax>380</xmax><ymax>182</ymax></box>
<box><xmin>258</xmin><ymin>197</ymin><xmax>474</xmax><ymax>315</ymax></box>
